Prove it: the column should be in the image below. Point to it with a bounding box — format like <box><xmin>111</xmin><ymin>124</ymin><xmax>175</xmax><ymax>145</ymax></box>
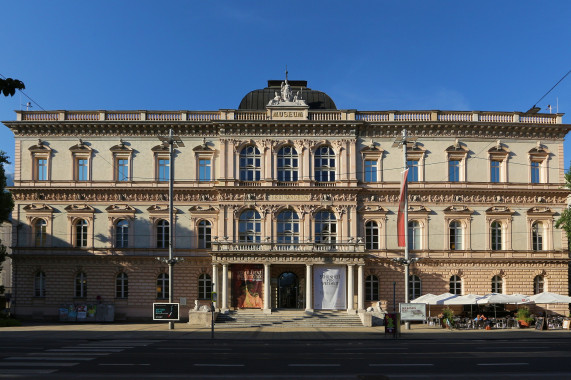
<box><xmin>263</xmin><ymin>263</ymin><xmax>271</xmax><ymax>314</ymax></box>
<box><xmin>357</xmin><ymin>264</ymin><xmax>364</xmax><ymax>311</ymax></box>
<box><xmin>305</xmin><ymin>264</ymin><xmax>313</xmax><ymax>313</ymax></box>
<box><xmin>221</xmin><ymin>263</ymin><xmax>229</xmax><ymax>312</ymax></box>
<box><xmin>212</xmin><ymin>264</ymin><xmax>218</xmax><ymax>310</ymax></box>
<box><xmin>347</xmin><ymin>264</ymin><xmax>354</xmax><ymax>313</ymax></box>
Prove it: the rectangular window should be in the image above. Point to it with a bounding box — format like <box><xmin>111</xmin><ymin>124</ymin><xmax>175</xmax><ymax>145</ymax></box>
<box><xmin>407</xmin><ymin>160</ymin><xmax>419</xmax><ymax>182</ymax></box>
<box><xmin>37</xmin><ymin>159</ymin><xmax>47</xmax><ymax>181</ymax></box>
<box><xmin>490</xmin><ymin>160</ymin><xmax>501</xmax><ymax>183</ymax></box>
<box><xmin>364</xmin><ymin>160</ymin><xmax>377</xmax><ymax>182</ymax></box>
<box><xmin>531</xmin><ymin>161</ymin><xmax>540</xmax><ymax>184</ymax></box>
<box><xmin>117</xmin><ymin>159</ymin><xmax>129</xmax><ymax>181</ymax></box>
<box><xmin>158</xmin><ymin>159</ymin><xmax>170</xmax><ymax>182</ymax></box>
<box><xmin>77</xmin><ymin>159</ymin><xmax>88</xmax><ymax>181</ymax></box>
<box><xmin>199</xmin><ymin>159</ymin><xmax>211</xmax><ymax>182</ymax></box>
<box><xmin>449</xmin><ymin>160</ymin><xmax>460</xmax><ymax>182</ymax></box>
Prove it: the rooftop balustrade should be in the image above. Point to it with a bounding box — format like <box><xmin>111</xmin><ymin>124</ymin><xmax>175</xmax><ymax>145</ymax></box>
<box><xmin>211</xmin><ymin>240</ymin><xmax>365</xmax><ymax>253</ymax></box>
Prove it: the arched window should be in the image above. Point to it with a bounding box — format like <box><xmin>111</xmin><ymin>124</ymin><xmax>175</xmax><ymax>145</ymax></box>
<box><xmin>532</xmin><ymin>222</ymin><xmax>543</xmax><ymax>251</ymax></box>
<box><xmin>365</xmin><ymin>275</ymin><xmax>379</xmax><ymax>301</ymax></box>
<box><xmin>75</xmin><ymin>219</ymin><xmax>88</xmax><ymax>248</ymax></box>
<box><xmin>156</xmin><ymin>219</ymin><xmax>169</xmax><ymax>248</ymax></box>
<box><xmin>35</xmin><ymin>219</ymin><xmax>47</xmax><ymax>247</ymax></box>
<box><xmin>116</xmin><ymin>272</ymin><xmax>128</xmax><ymax>298</ymax></box>
<box><xmin>239</xmin><ymin>210</ymin><xmax>261</xmax><ymax>243</ymax></box>
<box><xmin>239</xmin><ymin>145</ymin><xmax>261</xmax><ymax>181</ymax></box>
<box><xmin>365</xmin><ymin>221</ymin><xmax>379</xmax><ymax>250</ymax></box>
<box><xmin>491</xmin><ymin>275</ymin><xmax>503</xmax><ymax>294</ymax></box>
<box><xmin>491</xmin><ymin>221</ymin><xmax>502</xmax><ymax>250</ymax></box>
<box><xmin>315</xmin><ymin>211</ymin><xmax>336</xmax><ymax>243</ymax></box>
<box><xmin>277</xmin><ymin>146</ymin><xmax>298</xmax><ymax>182</ymax></box>
<box><xmin>449</xmin><ymin>221</ymin><xmax>462</xmax><ymax>250</ymax></box>
<box><xmin>408</xmin><ymin>221</ymin><xmax>421</xmax><ymax>250</ymax></box>
<box><xmin>533</xmin><ymin>275</ymin><xmax>544</xmax><ymax>294</ymax></box>
<box><xmin>157</xmin><ymin>273</ymin><xmax>169</xmax><ymax>299</ymax></box>
<box><xmin>314</xmin><ymin>146</ymin><xmax>335</xmax><ymax>182</ymax></box>
<box><xmin>34</xmin><ymin>271</ymin><xmax>46</xmax><ymax>297</ymax></box>
<box><xmin>115</xmin><ymin>219</ymin><xmax>129</xmax><ymax>248</ymax></box>
<box><xmin>198</xmin><ymin>273</ymin><xmax>212</xmax><ymax>300</ymax></box>
<box><xmin>277</xmin><ymin>210</ymin><xmax>299</xmax><ymax>244</ymax></box>
<box><xmin>198</xmin><ymin>220</ymin><xmax>212</xmax><ymax>249</ymax></box>
<box><xmin>409</xmin><ymin>275</ymin><xmax>422</xmax><ymax>300</ymax></box>
<box><xmin>449</xmin><ymin>275</ymin><xmax>462</xmax><ymax>295</ymax></box>
<box><xmin>75</xmin><ymin>272</ymin><xmax>87</xmax><ymax>298</ymax></box>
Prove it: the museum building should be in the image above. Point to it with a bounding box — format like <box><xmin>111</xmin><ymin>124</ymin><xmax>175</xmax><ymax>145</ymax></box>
<box><xmin>3</xmin><ymin>77</ymin><xmax>571</xmax><ymax>320</ymax></box>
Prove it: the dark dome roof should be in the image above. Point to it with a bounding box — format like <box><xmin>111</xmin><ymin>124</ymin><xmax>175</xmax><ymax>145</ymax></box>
<box><xmin>238</xmin><ymin>80</ymin><xmax>337</xmax><ymax>110</ymax></box>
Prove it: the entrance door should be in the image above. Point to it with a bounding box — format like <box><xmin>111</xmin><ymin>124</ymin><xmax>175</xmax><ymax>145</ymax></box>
<box><xmin>278</xmin><ymin>272</ymin><xmax>299</xmax><ymax>309</ymax></box>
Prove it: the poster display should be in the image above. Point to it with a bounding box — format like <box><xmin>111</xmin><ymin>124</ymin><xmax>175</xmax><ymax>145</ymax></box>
<box><xmin>232</xmin><ymin>264</ymin><xmax>264</xmax><ymax>309</ymax></box>
<box><xmin>399</xmin><ymin>303</ymin><xmax>426</xmax><ymax>321</ymax></box>
<box><xmin>313</xmin><ymin>265</ymin><xmax>346</xmax><ymax>310</ymax></box>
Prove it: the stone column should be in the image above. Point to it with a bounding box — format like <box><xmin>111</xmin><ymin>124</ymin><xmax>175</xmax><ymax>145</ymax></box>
<box><xmin>347</xmin><ymin>264</ymin><xmax>355</xmax><ymax>313</ymax></box>
<box><xmin>357</xmin><ymin>264</ymin><xmax>364</xmax><ymax>311</ymax></box>
<box><xmin>221</xmin><ymin>263</ymin><xmax>229</xmax><ymax>312</ymax></box>
<box><xmin>305</xmin><ymin>264</ymin><xmax>313</xmax><ymax>313</ymax></box>
<box><xmin>212</xmin><ymin>263</ymin><xmax>218</xmax><ymax>310</ymax></box>
<box><xmin>263</xmin><ymin>263</ymin><xmax>271</xmax><ymax>314</ymax></box>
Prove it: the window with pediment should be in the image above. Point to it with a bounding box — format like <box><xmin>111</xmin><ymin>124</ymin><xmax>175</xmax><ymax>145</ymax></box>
<box><xmin>528</xmin><ymin>142</ymin><xmax>549</xmax><ymax>184</ymax></box>
<box><xmin>446</xmin><ymin>140</ymin><xmax>468</xmax><ymax>182</ymax></box>
<box><xmin>69</xmin><ymin>140</ymin><xmax>92</xmax><ymax>182</ymax></box>
<box><xmin>29</xmin><ymin>140</ymin><xmax>52</xmax><ymax>181</ymax></box>
<box><xmin>110</xmin><ymin>140</ymin><xmax>133</xmax><ymax>182</ymax></box>
<box><xmin>488</xmin><ymin>141</ymin><xmax>509</xmax><ymax>183</ymax></box>
<box><xmin>361</xmin><ymin>143</ymin><xmax>383</xmax><ymax>183</ymax></box>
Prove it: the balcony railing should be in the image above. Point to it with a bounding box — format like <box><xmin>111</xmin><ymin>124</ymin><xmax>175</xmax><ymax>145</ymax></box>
<box><xmin>211</xmin><ymin>240</ymin><xmax>365</xmax><ymax>253</ymax></box>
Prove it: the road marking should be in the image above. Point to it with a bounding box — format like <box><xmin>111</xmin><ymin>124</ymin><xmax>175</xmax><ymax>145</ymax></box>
<box><xmin>32</xmin><ymin>352</ymin><xmax>111</xmax><ymax>356</ymax></box>
<box><xmin>0</xmin><ymin>362</ymin><xmax>79</xmax><ymax>367</ymax></box>
<box><xmin>99</xmin><ymin>364</ymin><xmax>150</xmax><ymax>366</ymax></box>
<box><xmin>0</xmin><ymin>369</ymin><xmax>57</xmax><ymax>375</ymax></box>
<box><xmin>194</xmin><ymin>364</ymin><xmax>245</xmax><ymax>367</ymax></box>
<box><xmin>370</xmin><ymin>364</ymin><xmax>434</xmax><ymax>367</ymax></box>
<box><xmin>5</xmin><ymin>356</ymin><xmax>95</xmax><ymax>361</ymax></box>
<box><xmin>475</xmin><ymin>346</ymin><xmax>548</xmax><ymax>350</ymax></box>
<box><xmin>157</xmin><ymin>348</ymin><xmax>232</xmax><ymax>351</ymax></box>
<box><xmin>477</xmin><ymin>363</ymin><xmax>529</xmax><ymax>366</ymax></box>
<box><xmin>336</xmin><ymin>347</ymin><xmax>409</xmax><ymax>351</ymax></box>
<box><xmin>289</xmin><ymin>364</ymin><xmax>341</xmax><ymax>367</ymax></box>
<box><xmin>47</xmin><ymin>348</ymin><xmax>124</xmax><ymax>352</ymax></box>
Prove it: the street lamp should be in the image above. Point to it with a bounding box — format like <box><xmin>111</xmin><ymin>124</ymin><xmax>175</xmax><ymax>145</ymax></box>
<box><xmin>157</xmin><ymin>129</ymin><xmax>184</xmax><ymax>330</ymax></box>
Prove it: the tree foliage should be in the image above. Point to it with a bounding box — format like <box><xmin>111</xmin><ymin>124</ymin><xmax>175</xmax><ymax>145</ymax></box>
<box><xmin>555</xmin><ymin>167</ymin><xmax>571</xmax><ymax>242</ymax></box>
<box><xmin>0</xmin><ymin>152</ymin><xmax>13</xmax><ymax>295</ymax></box>
<box><xmin>0</xmin><ymin>78</ymin><xmax>25</xmax><ymax>97</ymax></box>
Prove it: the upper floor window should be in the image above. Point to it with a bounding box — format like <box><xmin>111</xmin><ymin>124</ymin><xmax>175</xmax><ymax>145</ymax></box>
<box><xmin>314</xmin><ymin>146</ymin><xmax>335</xmax><ymax>182</ymax></box>
<box><xmin>35</xmin><ymin>219</ymin><xmax>47</xmax><ymax>247</ymax></box>
<box><xmin>75</xmin><ymin>219</ymin><xmax>88</xmax><ymax>248</ymax></box>
<box><xmin>117</xmin><ymin>159</ymin><xmax>129</xmax><ymax>181</ymax></box>
<box><xmin>365</xmin><ymin>275</ymin><xmax>379</xmax><ymax>301</ymax></box>
<box><xmin>364</xmin><ymin>160</ymin><xmax>378</xmax><ymax>182</ymax></box>
<box><xmin>449</xmin><ymin>221</ymin><xmax>462</xmax><ymax>250</ymax></box>
<box><xmin>158</xmin><ymin>158</ymin><xmax>170</xmax><ymax>182</ymax></box>
<box><xmin>199</xmin><ymin>159</ymin><xmax>211</xmax><ymax>181</ymax></box>
<box><xmin>34</xmin><ymin>271</ymin><xmax>46</xmax><ymax>297</ymax></box>
<box><xmin>157</xmin><ymin>273</ymin><xmax>169</xmax><ymax>299</ymax></box>
<box><xmin>277</xmin><ymin>146</ymin><xmax>299</xmax><ymax>182</ymax></box>
<box><xmin>111</xmin><ymin>140</ymin><xmax>133</xmax><ymax>182</ymax></box>
<box><xmin>240</xmin><ymin>146</ymin><xmax>261</xmax><ymax>181</ymax></box>
<box><xmin>532</xmin><ymin>221</ymin><xmax>543</xmax><ymax>251</ymax></box>
<box><xmin>409</xmin><ymin>275</ymin><xmax>421</xmax><ymax>300</ymax></box>
<box><xmin>528</xmin><ymin>143</ymin><xmax>549</xmax><ymax>184</ymax></box>
<box><xmin>449</xmin><ymin>160</ymin><xmax>460</xmax><ymax>182</ymax></box>
<box><xmin>491</xmin><ymin>275</ymin><xmax>503</xmax><ymax>294</ymax></box>
<box><xmin>198</xmin><ymin>273</ymin><xmax>212</xmax><ymax>300</ymax></box>
<box><xmin>37</xmin><ymin>159</ymin><xmax>48</xmax><ymax>181</ymax></box>
<box><xmin>116</xmin><ymin>272</ymin><xmax>128</xmax><ymax>299</ymax></box>
<box><xmin>277</xmin><ymin>210</ymin><xmax>299</xmax><ymax>244</ymax></box>
<box><xmin>239</xmin><ymin>210</ymin><xmax>261</xmax><ymax>243</ymax></box>
<box><xmin>407</xmin><ymin>160</ymin><xmax>419</xmax><ymax>182</ymax></box>
<box><xmin>75</xmin><ymin>272</ymin><xmax>87</xmax><ymax>298</ymax></box>
<box><xmin>491</xmin><ymin>221</ymin><xmax>502</xmax><ymax>250</ymax></box>
<box><xmin>70</xmin><ymin>140</ymin><xmax>92</xmax><ymax>182</ymax></box>
<box><xmin>490</xmin><ymin>160</ymin><xmax>501</xmax><ymax>183</ymax></box>
<box><xmin>446</xmin><ymin>140</ymin><xmax>468</xmax><ymax>182</ymax></box>
<box><xmin>76</xmin><ymin>159</ymin><xmax>88</xmax><ymax>181</ymax></box>
<box><xmin>115</xmin><ymin>219</ymin><xmax>129</xmax><ymax>248</ymax></box>
<box><xmin>156</xmin><ymin>219</ymin><xmax>169</xmax><ymax>248</ymax></box>
<box><xmin>365</xmin><ymin>221</ymin><xmax>379</xmax><ymax>249</ymax></box>
<box><xmin>533</xmin><ymin>275</ymin><xmax>544</xmax><ymax>294</ymax></box>
<box><xmin>408</xmin><ymin>220</ymin><xmax>421</xmax><ymax>250</ymax></box>
<box><xmin>488</xmin><ymin>142</ymin><xmax>509</xmax><ymax>183</ymax></box>
<box><xmin>450</xmin><ymin>275</ymin><xmax>462</xmax><ymax>295</ymax></box>
<box><xmin>198</xmin><ymin>220</ymin><xmax>212</xmax><ymax>249</ymax></box>
<box><xmin>530</xmin><ymin>161</ymin><xmax>540</xmax><ymax>184</ymax></box>
<box><xmin>29</xmin><ymin>140</ymin><xmax>52</xmax><ymax>181</ymax></box>
<box><xmin>315</xmin><ymin>211</ymin><xmax>336</xmax><ymax>243</ymax></box>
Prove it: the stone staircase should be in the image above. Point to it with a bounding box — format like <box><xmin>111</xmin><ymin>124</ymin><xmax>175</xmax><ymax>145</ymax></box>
<box><xmin>215</xmin><ymin>309</ymin><xmax>364</xmax><ymax>328</ymax></box>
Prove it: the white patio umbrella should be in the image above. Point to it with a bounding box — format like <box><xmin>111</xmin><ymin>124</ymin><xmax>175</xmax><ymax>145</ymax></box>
<box><xmin>410</xmin><ymin>293</ymin><xmax>438</xmax><ymax>303</ymax></box>
<box><xmin>476</xmin><ymin>293</ymin><xmax>531</xmax><ymax>318</ymax></box>
<box><xmin>528</xmin><ymin>291</ymin><xmax>571</xmax><ymax>304</ymax></box>
<box><xmin>410</xmin><ymin>293</ymin><xmax>455</xmax><ymax>317</ymax></box>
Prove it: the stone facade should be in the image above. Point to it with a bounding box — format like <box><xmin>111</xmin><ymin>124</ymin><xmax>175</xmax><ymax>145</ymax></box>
<box><xmin>2</xmin><ymin>79</ymin><xmax>571</xmax><ymax>320</ymax></box>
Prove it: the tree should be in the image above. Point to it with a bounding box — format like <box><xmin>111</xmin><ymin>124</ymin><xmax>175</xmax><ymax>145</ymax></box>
<box><xmin>0</xmin><ymin>152</ymin><xmax>13</xmax><ymax>294</ymax></box>
<box><xmin>555</xmin><ymin>167</ymin><xmax>571</xmax><ymax>246</ymax></box>
<box><xmin>0</xmin><ymin>78</ymin><xmax>25</xmax><ymax>97</ymax></box>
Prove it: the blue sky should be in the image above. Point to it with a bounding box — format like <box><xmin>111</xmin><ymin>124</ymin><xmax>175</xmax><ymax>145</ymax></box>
<box><xmin>2</xmin><ymin>0</ymin><xmax>571</xmax><ymax>173</ymax></box>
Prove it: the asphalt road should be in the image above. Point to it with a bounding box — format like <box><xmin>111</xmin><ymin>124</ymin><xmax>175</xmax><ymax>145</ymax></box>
<box><xmin>1</xmin><ymin>337</ymin><xmax>571</xmax><ymax>379</ymax></box>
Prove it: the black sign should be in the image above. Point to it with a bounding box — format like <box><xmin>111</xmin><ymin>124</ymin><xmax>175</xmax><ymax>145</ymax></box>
<box><xmin>535</xmin><ymin>317</ymin><xmax>546</xmax><ymax>330</ymax></box>
<box><xmin>153</xmin><ymin>303</ymin><xmax>180</xmax><ymax>321</ymax></box>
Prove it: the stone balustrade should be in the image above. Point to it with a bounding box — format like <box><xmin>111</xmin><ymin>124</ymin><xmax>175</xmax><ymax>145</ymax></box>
<box><xmin>211</xmin><ymin>241</ymin><xmax>365</xmax><ymax>253</ymax></box>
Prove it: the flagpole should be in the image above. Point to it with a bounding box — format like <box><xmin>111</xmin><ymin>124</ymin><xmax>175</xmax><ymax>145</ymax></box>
<box><xmin>402</xmin><ymin>129</ymin><xmax>410</xmax><ymax>330</ymax></box>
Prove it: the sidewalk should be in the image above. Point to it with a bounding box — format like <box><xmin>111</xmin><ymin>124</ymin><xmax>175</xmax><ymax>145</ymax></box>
<box><xmin>1</xmin><ymin>322</ymin><xmax>569</xmax><ymax>341</ymax></box>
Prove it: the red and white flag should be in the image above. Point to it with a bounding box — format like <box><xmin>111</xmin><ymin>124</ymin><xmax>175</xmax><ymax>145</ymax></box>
<box><xmin>397</xmin><ymin>169</ymin><xmax>409</xmax><ymax>247</ymax></box>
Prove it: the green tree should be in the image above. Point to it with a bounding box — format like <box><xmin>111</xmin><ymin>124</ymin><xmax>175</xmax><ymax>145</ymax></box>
<box><xmin>0</xmin><ymin>78</ymin><xmax>25</xmax><ymax>97</ymax></box>
<box><xmin>0</xmin><ymin>152</ymin><xmax>13</xmax><ymax>294</ymax></box>
<box><xmin>555</xmin><ymin>167</ymin><xmax>571</xmax><ymax>246</ymax></box>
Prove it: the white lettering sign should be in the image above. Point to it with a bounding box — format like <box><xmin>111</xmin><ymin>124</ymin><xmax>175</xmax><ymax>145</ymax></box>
<box><xmin>313</xmin><ymin>266</ymin><xmax>346</xmax><ymax>310</ymax></box>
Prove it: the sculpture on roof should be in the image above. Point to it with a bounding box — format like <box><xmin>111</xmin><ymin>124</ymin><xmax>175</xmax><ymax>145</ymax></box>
<box><xmin>267</xmin><ymin>68</ymin><xmax>308</xmax><ymax>107</ymax></box>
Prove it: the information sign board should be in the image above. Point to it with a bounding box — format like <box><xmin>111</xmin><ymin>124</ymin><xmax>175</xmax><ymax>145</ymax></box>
<box><xmin>399</xmin><ymin>303</ymin><xmax>426</xmax><ymax>321</ymax></box>
<box><xmin>153</xmin><ymin>303</ymin><xmax>180</xmax><ymax>321</ymax></box>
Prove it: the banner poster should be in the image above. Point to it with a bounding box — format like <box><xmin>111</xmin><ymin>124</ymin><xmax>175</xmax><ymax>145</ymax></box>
<box><xmin>313</xmin><ymin>265</ymin><xmax>346</xmax><ymax>310</ymax></box>
<box><xmin>232</xmin><ymin>264</ymin><xmax>264</xmax><ymax>309</ymax></box>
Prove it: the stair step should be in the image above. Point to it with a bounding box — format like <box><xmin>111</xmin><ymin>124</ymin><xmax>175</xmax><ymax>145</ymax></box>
<box><xmin>215</xmin><ymin>310</ymin><xmax>364</xmax><ymax>328</ymax></box>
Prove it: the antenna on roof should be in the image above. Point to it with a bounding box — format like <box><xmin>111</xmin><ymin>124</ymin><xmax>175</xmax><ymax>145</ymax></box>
<box><xmin>526</xmin><ymin>69</ymin><xmax>571</xmax><ymax>114</ymax></box>
<box><xmin>285</xmin><ymin>65</ymin><xmax>288</xmax><ymax>81</ymax></box>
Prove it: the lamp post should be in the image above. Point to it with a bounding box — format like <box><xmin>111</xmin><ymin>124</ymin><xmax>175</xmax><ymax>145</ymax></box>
<box><xmin>157</xmin><ymin>129</ymin><xmax>184</xmax><ymax>330</ymax></box>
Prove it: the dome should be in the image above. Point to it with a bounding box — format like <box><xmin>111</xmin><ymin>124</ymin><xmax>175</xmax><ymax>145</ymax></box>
<box><xmin>238</xmin><ymin>80</ymin><xmax>337</xmax><ymax>110</ymax></box>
